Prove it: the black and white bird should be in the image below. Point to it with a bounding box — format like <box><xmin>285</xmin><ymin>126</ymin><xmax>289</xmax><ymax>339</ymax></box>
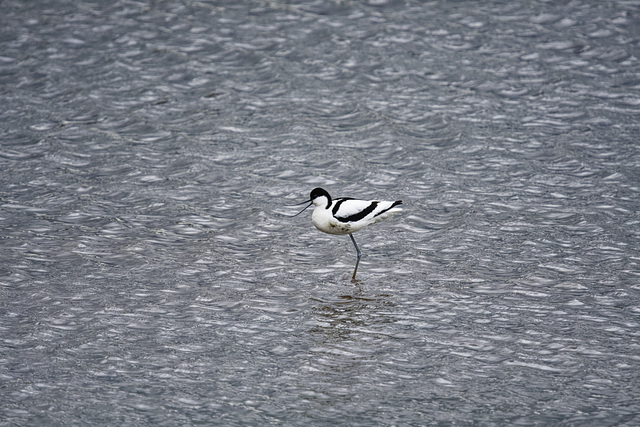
<box><xmin>294</xmin><ymin>187</ymin><xmax>403</xmax><ymax>281</ymax></box>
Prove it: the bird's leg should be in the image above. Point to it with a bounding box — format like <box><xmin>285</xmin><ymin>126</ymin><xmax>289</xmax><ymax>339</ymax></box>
<box><xmin>349</xmin><ymin>234</ymin><xmax>362</xmax><ymax>281</ymax></box>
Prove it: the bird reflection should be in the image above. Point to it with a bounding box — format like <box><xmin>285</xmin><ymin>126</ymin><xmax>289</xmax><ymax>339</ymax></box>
<box><xmin>309</xmin><ymin>289</ymin><xmax>395</xmax><ymax>342</ymax></box>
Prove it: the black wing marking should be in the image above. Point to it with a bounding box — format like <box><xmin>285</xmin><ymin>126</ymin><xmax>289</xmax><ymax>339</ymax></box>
<box><xmin>373</xmin><ymin>200</ymin><xmax>402</xmax><ymax>217</ymax></box>
<box><xmin>331</xmin><ymin>197</ymin><xmax>353</xmax><ymax>215</ymax></box>
<box><xmin>335</xmin><ymin>201</ymin><xmax>379</xmax><ymax>223</ymax></box>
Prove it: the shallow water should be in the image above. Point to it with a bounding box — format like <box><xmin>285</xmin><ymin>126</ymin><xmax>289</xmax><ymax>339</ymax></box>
<box><xmin>1</xmin><ymin>0</ymin><xmax>640</xmax><ymax>425</ymax></box>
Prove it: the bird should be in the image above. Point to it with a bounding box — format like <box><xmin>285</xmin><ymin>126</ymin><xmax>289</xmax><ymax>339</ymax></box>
<box><xmin>293</xmin><ymin>187</ymin><xmax>402</xmax><ymax>281</ymax></box>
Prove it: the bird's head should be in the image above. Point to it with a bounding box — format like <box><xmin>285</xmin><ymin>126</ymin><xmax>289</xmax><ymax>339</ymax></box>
<box><xmin>291</xmin><ymin>187</ymin><xmax>331</xmax><ymax>217</ymax></box>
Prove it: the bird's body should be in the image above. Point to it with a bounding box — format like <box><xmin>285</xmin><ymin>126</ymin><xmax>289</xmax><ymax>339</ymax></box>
<box><xmin>310</xmin><ymin>194</ymin><xmax>402</xmax><ymax>235</ymax></box>
<box><xmin>294</xmin><ymin>187</ymin><xmax>402</xmax><ymax>280</ymax></box>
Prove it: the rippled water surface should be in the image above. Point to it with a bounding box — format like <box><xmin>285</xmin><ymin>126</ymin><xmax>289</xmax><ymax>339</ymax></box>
<box><xmin>2</xmin><ymin>0</ymin><xmax>640</xmax><ymax>425</ymax></box>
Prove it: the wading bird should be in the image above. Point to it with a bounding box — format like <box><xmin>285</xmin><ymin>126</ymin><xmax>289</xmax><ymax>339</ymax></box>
<box><xmin>294</xmin><ymin>187</ymin><xmax>402</xmax><ymax>281</ymax></box>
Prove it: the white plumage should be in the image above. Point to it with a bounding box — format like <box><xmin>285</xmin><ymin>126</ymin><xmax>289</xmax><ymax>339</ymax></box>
<box><xmin>294</xmin><ymin>187</ymin><xmax>402</xmax><ymax>280</ymax></box>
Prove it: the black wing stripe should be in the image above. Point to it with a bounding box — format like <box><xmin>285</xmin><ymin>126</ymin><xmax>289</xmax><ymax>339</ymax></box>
<box><xmin>335</xmin><ymin>201</ymin><xmax>379</xmax><ymax>223</ymax></box>
<box><xmin>332</xmin><ymin>198</ymin><xmax>351</xmax><ymax>215</ymax></box>
<box><xmin>373</xmin><ymin>200</ymin><xmax>402</xmax><ymax>217</ymax></box>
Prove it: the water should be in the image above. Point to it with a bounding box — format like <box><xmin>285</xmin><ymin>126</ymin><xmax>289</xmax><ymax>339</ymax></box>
<box><xmin>1</xmin><ymin>0</ymin><xmax>640</xmax><ymax>425</ymax></box>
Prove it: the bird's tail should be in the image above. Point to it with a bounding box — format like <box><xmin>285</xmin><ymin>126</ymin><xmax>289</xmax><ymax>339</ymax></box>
<box><xmin>374</xmin><ymin>200</ymin><xmax>403</xmax><ymax>218</ymax></box>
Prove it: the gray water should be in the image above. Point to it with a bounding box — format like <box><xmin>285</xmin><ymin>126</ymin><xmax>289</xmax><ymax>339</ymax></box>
<box><xmin>2</xmin><ymin>0</ymin><xmax>640</xmax><ymax>425</ymax></box>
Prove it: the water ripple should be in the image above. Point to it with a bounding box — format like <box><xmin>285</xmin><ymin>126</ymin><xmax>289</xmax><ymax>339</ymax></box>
<box><xmin>1</xmin><ymin>0</ymin><xmax>640</xmax><ymax>425</ymax></box>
